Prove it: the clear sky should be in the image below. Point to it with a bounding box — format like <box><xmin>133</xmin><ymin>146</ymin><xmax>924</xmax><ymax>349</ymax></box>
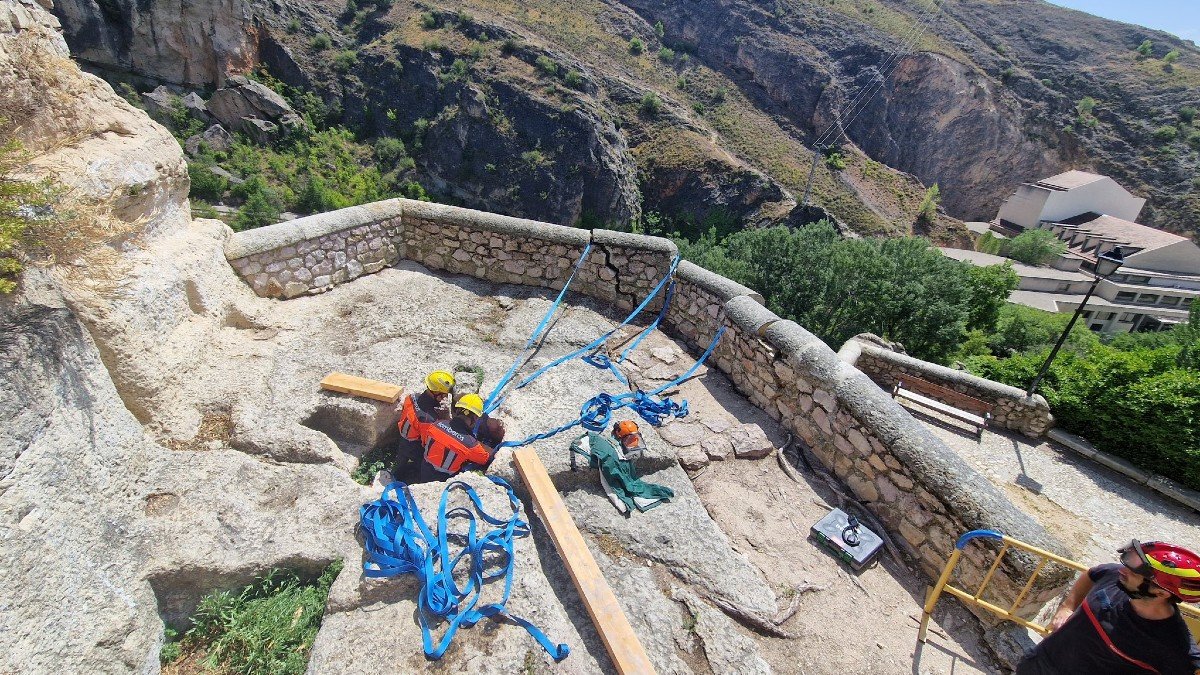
<box><xmin>1047</xmin><ymin>1</ymin><xmax>1200</xmax><ymax>44</ymax></box>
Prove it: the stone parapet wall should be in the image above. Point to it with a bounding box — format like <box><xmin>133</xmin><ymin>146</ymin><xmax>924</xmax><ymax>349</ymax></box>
<box><xmin>224</xmin><ymin>199</ymin><xmax>1073</xmax><ymax>618</ymax></box>
<box><xmin>663</xmin><ymin>280</ymin><xmax>1072</xmax><ymax>620</ymax></box>
<box><xmin>224</xmin><ymin>200</ymin><xmax>404</xmax><ymax>299</ymax></box>
<box><xmin>848</xmin><ymin>341</ymin><xmax>1052</xmax><ymax>437</ymax></box>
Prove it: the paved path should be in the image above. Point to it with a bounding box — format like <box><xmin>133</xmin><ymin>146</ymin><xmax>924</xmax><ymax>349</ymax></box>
<box><xmin>911</xmin><ymin>405</ymin><xmax>1200</xmax><ymax>567</ymax></box>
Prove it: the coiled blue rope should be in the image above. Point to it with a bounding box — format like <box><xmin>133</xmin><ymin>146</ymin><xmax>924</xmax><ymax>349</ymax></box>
<box><xmin>359</xmin><ymin>478</ymin><xmax>569</xmax><ymax>660</ymax></box>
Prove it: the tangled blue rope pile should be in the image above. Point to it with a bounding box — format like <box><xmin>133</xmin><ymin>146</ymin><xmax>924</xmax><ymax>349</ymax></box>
<box><xmin>359</xmin><ymin>478</ymin><xmax>569</xmax><ymax>660</ymax></box>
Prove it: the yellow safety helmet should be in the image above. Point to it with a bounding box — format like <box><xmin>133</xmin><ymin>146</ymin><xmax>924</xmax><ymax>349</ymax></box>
<box><xmin>455</xmin><ymin>393</ymin><xmax>484</xmax><ymax>417</ymax></box>
<box><xmin>425</xmin><ymin>370</ymin><xmax>455</xmax><ymax>394</ymax></box>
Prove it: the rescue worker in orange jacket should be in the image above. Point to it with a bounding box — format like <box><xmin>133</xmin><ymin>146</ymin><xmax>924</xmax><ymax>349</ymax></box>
<box><xmin>392</xmin><ymin>370</ymin><xmax>455</xmax><ymax>480</ymax></box>
<box><xmin>418</xmin><ymin>393</ymin><xmax>496</xmax><ymax>482</ymax></box>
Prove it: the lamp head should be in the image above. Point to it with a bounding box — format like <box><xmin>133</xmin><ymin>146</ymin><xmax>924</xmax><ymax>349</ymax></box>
<box><xmin>1096</xmin><ymin>247</ymin><xmax>1125</xmax><ymax>277</ymax></box>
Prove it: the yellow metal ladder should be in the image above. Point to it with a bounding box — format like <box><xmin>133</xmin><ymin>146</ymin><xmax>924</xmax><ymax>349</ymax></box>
<box><xmin>919</xmin><ymin>529</ymin><xmax>1200</xmax><ymax>643</ymax></box>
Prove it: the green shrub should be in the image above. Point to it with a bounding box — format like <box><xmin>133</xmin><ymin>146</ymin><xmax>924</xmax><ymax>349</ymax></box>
<box><xmin>411</xmin><ymin>118</ymin><xmax>429</xmax><ymax>149</ymax></box>
<box><xmin>373</xmin><ymin>136</ymin><xmax>406</xmax><ymax>164</ymax></box>
<box><xmin>629</xmin><ymin>37</ymin><xmax>645</xmax><ymax>54</ymax></box>
<box><xmin>1136</xmin><ymin>38</ymin><xmax>1153</xmax><ymax>57</ymax></box>
<box><xmin>455</xmin><ymin>9</ymin><xmax>473</xmax><ymax>25</ymax></box>
<box><xmin>1164</xmin><ymin>49</ymin><xmax>1180</xmax><ymax>65</ymax></box>
<box><xmin>658</xmin><ymin>47</ymin><xmax>675</xmax><ymax>62</ymax></box>
<box><xmin>520</xmin><ymin>148</ymin><xmax>548</xmax><ymax>168</ymax></box>
<box><xmin>233</xmin><ymin>191</ymin><xmax>281</xmax><ymax>231</ymax></box>
<box><xmin>824</xmin><ymin>151</ymin><xmax>846</xmax><ymax>170</ymax></box>
<box><xmin>1180</xmin><ymin>106</ymin><xmax>1198</xmax><ymax>124</ymax></box>
<box><xmin>654</xmin><ymin>20</ymin><xmax>665</xmax><ymax>38</ymax></box>
<box><xmin>419</xmin><ymin>11</ymin><xmax>438</xmax><ymax>29</ymax></box>
<box><xmin>0</xmin><ymin>136</ymin><xmax>56</xmax><ymax>293</ymax></box>
<box><xmin>175</xmin><ymin>562</ymin><xmax>343</xmax><ymax>674</ymax></box>
<box><xmin>968</xmin><ymin>343</ymin><xmax>1200</xmax><ymax>491</ymax></box>
<box><xmin>639</xmin><ymin>91</ymin><xmax>662</xmax><ymax>116</ymax></box>
<box><xmin>999</xmin><ymin>66</ymin><xmax>1014</xmax><ymax>82</ymax></box>
<box><xmin>534</xmin><ymin>55</ymin><xmax>558</xmax><ymax>76</ymax></box>
<box><xmin>286</xmin><ymin>17</ymin><xmax>301</xmax><ymax>33</ymax></box>
<box><xmin>1153</xmin><ymin>124</ymin><xmax>1179</xmax><ymax>142</ymax></box>
<box><xmin>351</xmin><ymin>446</ymin><xmax>389</xmax><ymax>484</ymax></box>
<box><xmin>564</xmin><ymin>70</ymin><xmax>584</xmax><ymax>89</ymax></box>
<box><xmin>333</xmin><ymin>49</ymin><xmax>358</xmax><ymax>72</ymax></box>
<box><xmin>1040</xmin><ymin>78</ymin><xmax>1052</xmax><ymax>86</ymax></box>
<box><xmin>188</xmin><ymin>165</ymin><xmax>229</xmax><ymax>202</ymax></box>
<box><xmin>311</xmin><ymin>34</ymin><xmax>331</xmax><ymax>50</ymax></box>
<box><xmin>1187</xmin><ymin>131</ymin><xmax>1200</xmax><ymax>151</ymax></box>
<box><xmin>441</xmin><ymin>58</ymin><xmax>469</xmax><ymax>83</ymax></box>
<box><xmin>1002</xmin><ymin>228</ymin><xmax>1067</xmax><ymax>265</ymax></box>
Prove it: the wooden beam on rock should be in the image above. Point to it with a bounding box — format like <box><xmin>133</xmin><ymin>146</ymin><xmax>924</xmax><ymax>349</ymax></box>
<box><xmin>319</xmin><ymin>372</ymin><xmax>403</xmax><ymax>404</ymax></box>
<box><xmin>512</xmin><ymin>447</ymin><xmax>656</xmax><ymax>675</ymax></box>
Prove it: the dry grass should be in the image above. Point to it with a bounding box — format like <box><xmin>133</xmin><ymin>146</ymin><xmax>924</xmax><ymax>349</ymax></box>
<box><xmin>161</xmin><ymin>412</ymin><xmax>235</xmax><ymax>452</ymax></box>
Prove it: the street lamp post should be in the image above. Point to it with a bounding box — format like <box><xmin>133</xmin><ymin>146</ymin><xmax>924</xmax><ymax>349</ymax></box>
<box><xmin>1026</xmin><ymin>247</ymin><xmax>1125</xmax><ymax>397</ymax></box>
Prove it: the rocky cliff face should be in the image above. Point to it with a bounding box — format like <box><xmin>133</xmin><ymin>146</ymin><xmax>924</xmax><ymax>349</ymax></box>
<box><xmin>47</xmin><ymin>0</ymin><xmax>1200</xmax><ymax>235</ymax></box>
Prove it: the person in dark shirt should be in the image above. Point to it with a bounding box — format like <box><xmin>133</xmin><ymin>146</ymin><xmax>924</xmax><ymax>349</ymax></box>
<box><xmin>391</xmin><ymin>370</ymin><xmax>454</xmax><ymax>481</ymax></box>
<box><xmin>417</xmin><ymin>393</ymin><xmax>496</xmax><ymax>483</ymax></box>
<box><xmin>1017</xmin><ymin>539</ymin><xmax>1200</xmax><ymax>675</ymax></box>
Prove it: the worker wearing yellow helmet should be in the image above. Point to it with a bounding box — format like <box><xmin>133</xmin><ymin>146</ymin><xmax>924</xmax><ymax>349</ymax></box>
<box><xmin>392</xmin><ymin>370</ymin><xmax>455</xmax><ymax>480</ymax></box>
<box><xmin>418</xmin><ymin>393</ymin><xmax>498</xmax><ymax>482</ymax></box>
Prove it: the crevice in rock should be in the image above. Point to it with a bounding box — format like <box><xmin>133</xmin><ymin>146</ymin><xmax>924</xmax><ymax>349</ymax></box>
<box><xmin>148</xmin><ymin>558</ymin><xmax>340</xmax><ymax>630</ymax></box>
<box><xmin>301</xmin><ymin>396</ymin><xmax>398</xmax><ymax>460</ymax></box>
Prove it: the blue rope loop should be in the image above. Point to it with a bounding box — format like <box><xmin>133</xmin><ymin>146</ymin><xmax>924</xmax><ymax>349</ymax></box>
<box><xmin>358</xmin><ymin>478</ymin><xmax>569</xmax><ymax>660</ymax></box>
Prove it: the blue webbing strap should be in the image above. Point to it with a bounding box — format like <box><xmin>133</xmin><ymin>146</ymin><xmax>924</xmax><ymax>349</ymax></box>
<box><xmin>487</xmin><ymin>255</ymin><xmax>682</xmax><ymax>415</ymax></box>
<box><xmin>483</xmin><ymin>243</ymin><xmax>594</xmax><ymax>416</ymax></box>
<box><xmin>511</xmin><ymin>257</ymin><xmax>681</xmax><ymax>390</ymax></box>
<box><xmin>619</xmin><ymin>282</ymin><xmax>675</xmax><ymax>364</ymax></box>
<box><xmin>359</xmin><ymin>479</ymin><xmax>569</xmax><ymax>660</ymax></box>
<box><xmin>495</xmin><ymin>325</ymin><xmax>725</xmax><ymax>450</ymax></box>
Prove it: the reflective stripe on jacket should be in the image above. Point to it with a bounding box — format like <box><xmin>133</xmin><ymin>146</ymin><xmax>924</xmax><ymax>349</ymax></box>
<box><xmin>423</xmin><ymin>420</ymin><xmax>491</xmax><ymax>475</ymax></box>
<box><xmin>398</xmin><ymin>394</ymin><xmax>424</xmax><ymax>442</ymax></box>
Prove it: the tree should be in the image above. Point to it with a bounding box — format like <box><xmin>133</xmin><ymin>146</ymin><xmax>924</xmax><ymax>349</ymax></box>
<box><xmin>1002</xmin><ymin>228</ymin><xmax>1067</xmax><ymax>265</ymax></box>
<box><xmin>629</xmin><ymin>37</ymin><xmax>645</xmax><ymax>54</ymax></box>
<box><xmin>654</xmin><ymin>20</ymin><xmax>665</xmax><ymax>39</ymax></box>
<box><xmin>1136</xmin><ymin>39</ymin><xmax>1153</xmax><ymax>57</ymax></box>
<box><xmin>1176</xmin><ymin>303</ymin><xmax>1200</xmax><ymax>369</ymax></box>
<box><xmin>681</xmin><ymin>222</ymin><xmax>981</xmax><ymax>361</ymax></box>
<box><xmin>916</xmin><ymin>183</ymin><xmax>940</xmax><ymax>223</ymax></box>
<box><xmin>1164</xmin><ymin>50</ymin><xmax>1181</xmax><ymax>67</ymax></box>
<box><xmin>965</xmin><ymin>263</ymin><xmax>1020</xmax><ymax>331</ymax></box>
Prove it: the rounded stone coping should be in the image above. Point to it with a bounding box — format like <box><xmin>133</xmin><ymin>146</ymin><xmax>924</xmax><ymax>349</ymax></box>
<box><xmin>757</xmin><ymin>318</ymin><xmax>1068</xmax><ymax>573</ymax></box>
<box><xmin>591</xmin><ymin>227</ymin><xmax>677</xmax><ymax>254</ymax></box>
<box><xmin>724</xmin><ymin>295</ymin><xmax>780</xmax><ymax>336</ymax></box>
<box><xmin>857</xmin><ymin>342</ymin><xmax>1048</xmax><ymax>410</ymax></box>
<box><xmin>830</xmin><ymin>359</ymin><xmax>1069</xmax><ymax>573</ymax></box>
<box><xmin>676</xmin><ymin>260</ymin><xmax>765</xmax><ymax>304</ymax></box>
<box><xmin>401</xmin><ymin>199</ymin><xmax>590</xmax><ymax>246</ymax></box>
<box><xmin>224</xmin><ymin>199</ymin><xmax>406</xmax><ymax>260</ymax></box>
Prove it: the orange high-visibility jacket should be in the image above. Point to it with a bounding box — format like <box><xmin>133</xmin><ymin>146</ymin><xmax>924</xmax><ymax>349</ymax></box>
<box><xmin>397</xmin><ymin>394</ymin><xmax>426</xmax><ymax>442</ymax></box>
<box><xmin>423</xmin><ymin>419</ymin><xmax>491</xmax><ymax>475</ymax></box>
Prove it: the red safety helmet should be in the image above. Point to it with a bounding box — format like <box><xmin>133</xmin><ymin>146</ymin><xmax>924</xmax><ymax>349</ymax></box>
<box><xmin>612</xmin><ymin>420</ymin><xmax>643</xmax><ymax>450</ymax></box>
<box><xmin>1119</xmin><ymin>540</ymin><xmax>1200</xmax><ymax>603</ymax></box>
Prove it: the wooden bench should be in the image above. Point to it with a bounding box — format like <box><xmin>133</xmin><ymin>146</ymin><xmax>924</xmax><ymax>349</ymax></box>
<box><xmin>891</xmin><ymin>375</ymin><xmax>993</xmax><ymax>439</ymax></box>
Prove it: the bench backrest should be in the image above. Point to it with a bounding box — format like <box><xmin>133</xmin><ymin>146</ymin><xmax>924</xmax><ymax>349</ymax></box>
<box><xmin>897</xmin><ymin>376</ymin><xmax>993</xmax><ymax>415</ymax></box>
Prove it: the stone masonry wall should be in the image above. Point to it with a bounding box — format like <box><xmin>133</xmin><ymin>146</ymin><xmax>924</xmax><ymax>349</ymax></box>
<box><xmin>225</xmin><ymin>200</ymin><xmax>1073</xmax><ymax>619</ymax></box>
<box><xmin>225</xmin><ymin>200</ymin><xmax>404</xmax><ymax>299</ymax></box>
<box><xmin>846</xmin><ymin>341</ymin><xmax>1052</xmax><ymax>437</ymax></box>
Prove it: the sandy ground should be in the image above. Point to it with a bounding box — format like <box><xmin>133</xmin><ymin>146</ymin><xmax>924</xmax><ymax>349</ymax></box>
<box><xmin>912</xmin><ymin>406</ymin><xmax>1200</xmax><ymax>568</ymax></box>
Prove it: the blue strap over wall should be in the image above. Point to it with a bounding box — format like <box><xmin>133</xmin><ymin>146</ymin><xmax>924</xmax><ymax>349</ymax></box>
<box><xmin>359</xmin><ymin>478</ymin><xmax>570</xmax><ymax>660</ymax></box>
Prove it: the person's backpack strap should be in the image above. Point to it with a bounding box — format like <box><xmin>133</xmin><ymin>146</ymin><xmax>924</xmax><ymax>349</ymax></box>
<box><xmin>1080</xmin><ymin>598</ymin><xmax>1160</xmax><ymax>673</ymax></box>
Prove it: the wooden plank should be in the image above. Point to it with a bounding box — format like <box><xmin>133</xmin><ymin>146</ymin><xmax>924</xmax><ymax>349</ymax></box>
<box><xmin>513</xmin><ymin>448</ymin><xmax>657</xmax><ymax>675</ymax></box>
<box><xmin>896</xmin><ymin>389</ymin><xmax>988</xmax><ymax>427</ymax></box>
<box><xmin>319</xmin><ymin>372</ymin><xmax>403</xmax><ymax>403</ymax></box>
